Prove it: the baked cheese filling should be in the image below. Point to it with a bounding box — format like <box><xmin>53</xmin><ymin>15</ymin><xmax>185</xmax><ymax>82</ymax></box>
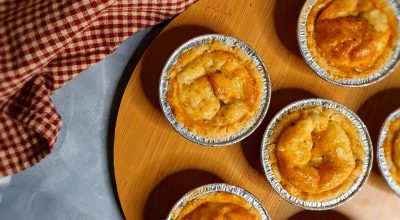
<box><xmin>176</xmin><ymin>192</ymin><xmax>260</xmax><ymax>220</ymax></box>
<box><xmin>167</xmin><ymin>41</ymin><xmax>263</xmax><ymax>138</ymax></box>
<box><xmin>307</xmin><ymin>0</ymin><xmax>398</xmax><ymax>79</ymax></box>
<box><xmin>384</xmin><ymin>117</ymin><xmax>400</xmax><ymax>184</ymax></box>
<box><xmin>269</xmin><ymin>107</ymin><xmax>364</xmax><ymax>201</ymax></box>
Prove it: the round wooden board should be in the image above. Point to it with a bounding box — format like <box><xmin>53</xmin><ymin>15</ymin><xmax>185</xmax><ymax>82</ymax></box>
<box><xmin>114</xmin><ymin>0</ymin><xmax>400</xmax><ymax>219</ymax></box>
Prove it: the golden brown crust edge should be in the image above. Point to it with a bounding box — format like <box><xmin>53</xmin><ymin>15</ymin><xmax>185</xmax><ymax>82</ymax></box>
<box><xmin>175</xmin><ymin>192</ymin><xmax>261</xmax><ymax>220</ymax></box>
<box><xmin>384</xmin><ymin>117</ymin><xmax>400</xmax><ymax>184</ymax></box>
<box><xmin>306</xmin><ymin>0</ymin><xmax>398</xmax><ymax>80</ymax></box>
<box><xmin>268</xmin><ymin>106</ymin><xmax>365</xmax><ymax>201</ymax></box>
<box><xmin>167</xmin><ymin>41</ymin><xmax>263</xmax><ymax>139</ymax></box>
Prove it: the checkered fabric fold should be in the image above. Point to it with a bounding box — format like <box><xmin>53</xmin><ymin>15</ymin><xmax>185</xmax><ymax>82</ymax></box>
<box><xmin>0</xmin><ymin>0</ymin><xmax>196</xmax><ymax>176</ymax></box>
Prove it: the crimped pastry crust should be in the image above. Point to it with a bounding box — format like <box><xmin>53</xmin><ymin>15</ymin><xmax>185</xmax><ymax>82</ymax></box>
<box><xmin>176</xmin><ymin>192</ymin><xmax>261</xmax><ymax>220</ymax></box>
<box><xmin>384</xmin><ymin>117</ymin><xmax>400</xmax><ymax>184</ymax></box>
<box><xmin>167</xmin><ymin>41</ymin><xmax>263</xmax><ymax>138</ymax></box>
<box><xmin>306</xmin><ymin>0</ymin><xmax>398</xmax><ymax>79</ymax></box>
<box><xmin>268</xmin><ymin>106</ymin><xmax>364</xmax><ymax>201</ymax></box>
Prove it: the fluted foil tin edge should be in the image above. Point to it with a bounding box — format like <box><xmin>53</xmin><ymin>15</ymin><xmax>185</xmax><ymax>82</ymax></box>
<box><xmin>159</xmin><ymin>34</ymin><xmax>271</xmax><ymax>146</ymax></box>
<box><xmin>377</xmin><ymin>108</ymin><xmax>400</xmax><ymax>197</ymax></box>
<box><xmin>261</xmin><ymin>98</ymin><xmax>373</xmax><ymax>210</ymax></box>
<box><xmin>297</xmin><ymin>0</ymin><xmax>400</xmax><ymax>87</ymax></box>
<box><xmin>166</xmin><ymin>183</ymin><xmax>271</xmax><ymax>220</ymax></box>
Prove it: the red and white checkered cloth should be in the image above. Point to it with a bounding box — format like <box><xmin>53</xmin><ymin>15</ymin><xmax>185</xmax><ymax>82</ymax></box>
<box><xmin>0</xmin><ymin>0</ymin><xmax>196</xmax><ymax>177</ymax></box>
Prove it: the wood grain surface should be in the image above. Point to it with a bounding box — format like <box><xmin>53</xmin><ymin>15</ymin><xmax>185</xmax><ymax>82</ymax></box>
<box><xmin>113</xmin><ymin>0</ymin><xmax>400</xmax><ymax>219</ymax></box>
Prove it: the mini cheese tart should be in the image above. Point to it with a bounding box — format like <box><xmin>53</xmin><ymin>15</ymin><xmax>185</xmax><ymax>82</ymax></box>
<box><xmin>160</xmin><ymin>34</ymin><xmax>270</xmax><ymax>146</ymax></box>
<box><xmin>384</xmin><ymin>116</ymin><xmax>400</xmax><ymax>183</ymax></box>
<box><xmin>167</xmin><ymin>184</ymin><xmax>270</xmax><ymax>220</ymax></box>
<box><xmin>261</xmin><ymin>99</ymin><xmax>372</xmax><ymax>209</ymax></box>
<box><xmin>378</xmin><ymin>109</ymin><xmax>400</xmax><ymax>196</ymax></box>
<box><xmin>299</xmin><ymin>0</ymin><xmax>400</xmax><ymax>85</ymax></box>
<box><xmin>175</xmin><ymin>192</ymin><xmax>260</xmax><ymax>220</ymax></box>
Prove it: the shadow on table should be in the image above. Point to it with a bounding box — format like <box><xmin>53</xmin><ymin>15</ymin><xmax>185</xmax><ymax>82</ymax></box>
<box><xmin>273</xmin><ymin>0</ymin><xmax>305</xmax><ymax>57</ymax></box>
<box><xmin>143</xmin><ymin>169</ymin><xmax>223</xmax><ymax>220</ymax></box>
<box><xmin>241</xmin><ymin>88</ymin><xmax>316</xmax><ymax>174</ymax></box>
<box><xmin>106</xmin><ymin>21</ymin><xmax>169</xmax><ymax>219</ymax></box>
<box><xmin>288</xmin><ymin>210</ymin><xmax>351</xmax><ymax>220</ymax></box>
<box><xmin>357</xmin><ymin>88</ymin><xmax>400</xmax><ymax>174</ymax></box>
<box><xmin>140</xmin><ymin>25</ymin><xmax>215</xmax><ymax>111</ymax></box>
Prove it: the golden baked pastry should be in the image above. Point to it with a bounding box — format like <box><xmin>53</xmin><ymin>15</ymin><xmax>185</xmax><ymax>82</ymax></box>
<box><xmin>307</xmin><ymin>0</ymin><xmax>398</xmax><ymax>79</ymax></box>
<box><xmin>167</xmin><ymin>41</ymin><xmax>263</xmax><ymax>138</ymax></box>
<box><xmin>175</xmin><ymin>192</ymin><xmax>261</xmax><ymax>220</ymax></box>
<box><xmin>383</xmin><ymin>117</ymin><xmax>400</xmax><ymax>184</ymax></box>
<box><xmin>268</xmin><ymin>106</ymin><xmax>365</xmax><ymax>201</ymax></box>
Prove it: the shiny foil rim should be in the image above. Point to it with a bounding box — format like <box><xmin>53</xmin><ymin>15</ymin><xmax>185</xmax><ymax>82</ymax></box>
<box><xmin>377</xmin><ymin>108</ymin><xmax>400</xmax><ymax>197</ymax></box>
<box><xmin>166</xmin><ymin>183</ymin><xmax>271</xmax><ymax>220</ymax></box>
<box><xmin>159</xmin><ymin>34</ymin><xmax>271</xmax><ymax>146</ymax></box>
<box><xmin>261</xmin><ymin>98</ymin><xmax>373</xmax><ymax>210</ymax></box>
<box><xmin>297</xmin><ymin>0</ymin><xmax>400</xmax><ymax>87</ymax></box>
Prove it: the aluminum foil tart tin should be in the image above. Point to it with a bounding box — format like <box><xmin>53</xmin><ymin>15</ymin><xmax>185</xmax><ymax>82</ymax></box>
<box><xmin>297</xmin><ymin>0</ymin><xmax>400</xmax><ymax>87</ymax></box>
<box><xmin>159</xmin><ymin>34</ymin><xmax>271</xmax><ymax>146</ymax></box>
<box><xmin>377</xmin><ymin>108</ymin><xmax>400</xmax><ymax>197</ymax></box>
<box><xmin>166</xmin><ymin>183</ymin><xmax>270</xmax><ymax>220</ymax></box>
<box><xmin>261</xmin><ymin>98</ymin><xmax>373</xmax><ymax>210</ymax></box>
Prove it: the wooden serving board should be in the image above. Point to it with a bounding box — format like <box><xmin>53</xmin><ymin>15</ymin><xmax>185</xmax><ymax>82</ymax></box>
<box><xmin>113</xmin><ymin>0</ymin><xmax>400</xmax><ymax>219</ymax></box>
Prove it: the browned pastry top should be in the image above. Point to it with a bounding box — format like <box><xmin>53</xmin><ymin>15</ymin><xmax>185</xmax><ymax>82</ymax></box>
<box><xmin>268</xmin><ymin>106</ymin><xmax>365</xmax><ymax>201</ymax></box>
<box><xmin>307</xmin><ymin>0</ymin><xmax>398</xmax><ymax>79</ymax></box>
<box><xmin>167</xmin><ymin>41</ymin><xmax>263</xmax><ymax>138</ymax></box>
<box><xmin>175</xmin><ymin>192</ymin><xmax>260</xmax><ymax>220</ymax></box>
<box><xmin>384</xmin><ymin>117</ymin><xmax>400</xmax><ymax>184</ymax></box>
